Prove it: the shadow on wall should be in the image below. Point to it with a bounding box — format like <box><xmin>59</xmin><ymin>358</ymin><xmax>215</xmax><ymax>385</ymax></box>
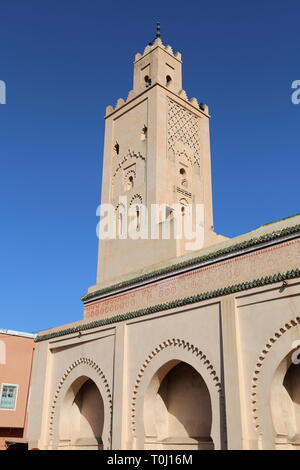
<box><xmin>271</xmin><ymin>353</ymin><xmax>300</xmax><ymax>449</ymax></box>
<box><xmin>58</xmin><ymin>377</ymin><xmax>104</xmax><ymax>450</ymax></box>
<box><xmin>144</xmin><ymin>361</ymin><xmax>214</xmax><ymax>450</ymax></box>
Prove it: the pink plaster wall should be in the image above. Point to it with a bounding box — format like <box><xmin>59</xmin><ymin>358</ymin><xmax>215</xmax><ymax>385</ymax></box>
<box><xmin>0</xmin><ymin>333</ymin><xmax>34</xmax><ymax>449</ymax></box>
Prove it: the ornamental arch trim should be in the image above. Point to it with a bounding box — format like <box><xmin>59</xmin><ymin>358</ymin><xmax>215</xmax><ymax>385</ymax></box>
<box><xmin>251</xmin><ymin>316</ymin><xmax>300</xmax><ymax>434</ymax></box>
<box><xmin>130</xmin><ymin>338</ymin><xmax>223</xmax><ymax>447</ymax></box>
<box><xmin>49</xmin><ymin>357</ymin><xmax>112</xmax><ymax>449</ymax></box>
<box><xmin>129</xmin><ymin>194</ymin><xmax>143</xmax><ymax>206</ymax></box>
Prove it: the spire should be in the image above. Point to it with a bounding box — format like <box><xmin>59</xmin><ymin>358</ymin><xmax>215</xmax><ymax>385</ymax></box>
<box><xmin>156</xmin><ymin>21</ymin><xmax>161</xmax><ymax>39</ymax></box>
<box><xmin>149</xmin><ymin>21</ymin><xmax>161</xmax><ymax>46</ymax></box>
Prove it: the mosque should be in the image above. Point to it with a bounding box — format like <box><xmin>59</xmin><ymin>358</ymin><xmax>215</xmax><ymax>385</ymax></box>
<box><xmin>28</xmin><ymin>28</ymin><xmax>300</xmax><ymax>450</ymax></box>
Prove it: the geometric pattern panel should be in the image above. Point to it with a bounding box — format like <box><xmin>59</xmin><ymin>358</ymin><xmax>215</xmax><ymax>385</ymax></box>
<box><xmin>167</xmin><ymin>98</ymin><xmax>200</xmax><ymax>168</ymax></box>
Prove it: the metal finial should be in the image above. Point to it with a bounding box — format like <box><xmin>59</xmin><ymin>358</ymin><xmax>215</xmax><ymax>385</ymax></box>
<box><xmin>148</xmin><ymin>22</ymin><xmax>161</xmax><ymax>46</ymax></box>
<box><xmin>156</xmin><ymin>21</ymin><xmax>161</xmax><ymax>38</ymax></box>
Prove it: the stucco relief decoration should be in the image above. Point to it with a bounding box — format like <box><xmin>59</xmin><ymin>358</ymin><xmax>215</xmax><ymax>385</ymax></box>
<box><xmin>167</xmin><ymin>98</ymin><xmax>200</xmax><ymax>171</ymax></box>
<box><xmin>112</xmin><ymin>149</ymin><xmax>146</xmax><ymax>197</ymax></box>
<box><xmin>176</xmin><ymin>149</ymin><xmax>193</xmax><ymax>167</ymax></box>
<box><xmin>130</xmin><ymin>338</ymin><xmax>222</xmax><ymax>433</ymax></box>
<box><xmin>129</xmin><ymin>194</ymin><xmax>143</xmax><ymax>206</ymax></box>
<box><xmin>251</xmin><ymin>317</ymin><xmax>300</xmax><ymax>433</ymax></box>
<box><xmin>49</xmin><ymin>357</ymin><xmax>112</xmax><ymax>440</ymax></box>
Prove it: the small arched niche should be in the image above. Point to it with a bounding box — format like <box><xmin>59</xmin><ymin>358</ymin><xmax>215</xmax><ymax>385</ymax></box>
<box><xmin>59</xmin><ymin>377</ymin><xmax>104</xmax><ymax>450</ymax></box>
<box><xmin>179</xmin><ymin>167</ymin><xmax>188</xmax><ymax>188</ymax></box>
<box><xmin>166</xmin><ymin>75</ymin><xmax>172</xmax><ymax>87</ymax></box>
<box><xmin>144</xmin><ymin>75</ymin><xmax>152</xmax><ymax>88</ymax></box>
<box><xmin>115</xmin><ymin>203</ymin><xmax>126</xmax><ymax>237</ymax></box>
<box><xmin>179</xmin><ymin>198</ymin><xmax>189</xmax><ymax>217</ymax></box>
<box><xmin>144</xmin><ymin>361</ymin><xmax>214</xmax><ymax>450</ymax></box>
<box><xmin>271</xmin><ymin>352</ymin><xmax>300</xmax><ymax>449</ymax></box>
<box><xmin>126</xmin><ymin>175</ymin><xmax>134</xmax><ymax>191</ymax></box>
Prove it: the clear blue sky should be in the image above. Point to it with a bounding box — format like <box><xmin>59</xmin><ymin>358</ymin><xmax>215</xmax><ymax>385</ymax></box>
<box><xmin>0</xmin><ymin>0</ymin><xmax>299</xmax><ymax>333</ymax></box>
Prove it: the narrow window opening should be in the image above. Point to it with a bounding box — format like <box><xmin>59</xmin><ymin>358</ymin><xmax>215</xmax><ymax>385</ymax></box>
<box><xmin>179</xmin><ymin>168</ymin><xmax>188</xmax><ymax>187</ymax></box>
<box><xmin>166</xmin><ymin>75</ymin><xmax>172</xmax><ymax>86</ymax></box>
<box><xmin>136</xmin><ymin>206</ymin><xmax>140</xmax><ymax>231</ymax></box>
<box><xmin>119</xmin><ymin>212</ymin><xmax>123</xmax><ymax>236</ymax></box>
<box><xmin>114</xmin><ymin>142</ymin><xmax>119</xmax><ymax>155</ymax></box>
<box><xmin>127</xmin><ymin>175</ymin><xmax>134</xmax><ymax>190</ymax></box>
<box><xmin>141</xmin><ymin>125</ymin><xmax>148</xmax><ymax>141</ymax></box>
<box><xmin>144</xmin><ymin>75</ymin><xmax>152</xmax><ymax>88</ymax></box>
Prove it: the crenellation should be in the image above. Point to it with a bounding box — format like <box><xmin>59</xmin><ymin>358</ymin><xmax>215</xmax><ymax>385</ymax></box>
<box><xmin>189</xmin><ymin>97</ymin><xmax>199</xmax><ymax>107</ymax></box>
<box><xmin>116</xmin><ymin>97</ymin><xmax>125</xmax><ymax>109</ymax></box>
<box><xmin>164</xmin><ymin>44</ymin><xmax>174</xmax><ymax>54</ymax></box>
<box><xmin>178</xmin><ymin>89</ymin><xmax>188</xmax><ymax>100</ymax></box>
<box><xmin>134</xmin><ymin>37</ymin><xmax>181</xmax><ymax>65</ymax></box>
<box><xmin>126</xmin><ymin>90</ymin><xmax>136</xmax><ymax>102</ymax></box>
<box><xmin>105</xmin><ymin>105</ymin><xmax>114</xmax><ymax>116</ymax></box>
<box><xmin>143</xmin><ymin>44</ymin><xmax>152</xmax><ymax>55</ymax></box>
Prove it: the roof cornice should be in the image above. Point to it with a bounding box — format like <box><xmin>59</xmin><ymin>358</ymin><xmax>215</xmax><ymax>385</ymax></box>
<box><xmin>82</xmin><ymin>223</ymin><xmax>300</xmax><ymax>303</ymax></box>
<box><xmin>36</xmin><ymin>267</ymin><xmax>300</xmax><ymax>343</ymax></box>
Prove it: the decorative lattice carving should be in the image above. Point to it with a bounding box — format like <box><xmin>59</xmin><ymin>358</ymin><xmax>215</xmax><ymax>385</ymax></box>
<box><xmin>131</xmin><ymin>338</ymin><xmax>222</xmax><ymax>433</ymax></box>
<box><xmin>167</xmin><ymin>98</ymin><xmax>200</xmax><ymax>169</ymax></box>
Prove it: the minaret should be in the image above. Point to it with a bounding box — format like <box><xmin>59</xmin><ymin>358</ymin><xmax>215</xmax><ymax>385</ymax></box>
<box><xmin>91</xmin><ymin>27</ymin><xmax>226</xmax><ymax>290</ymax></box>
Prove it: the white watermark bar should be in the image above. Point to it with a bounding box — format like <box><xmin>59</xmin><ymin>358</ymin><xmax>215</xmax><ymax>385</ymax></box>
<box><xmin>96</xmin><ymin>198</ymin><xmax>205</xmax><ymax>251</ymax></box>
<box><xmin>291</xmin><ymin>80</ymin><xmax>300</xmax><ymax>105</ymax></box>
<box><xmin>0</xmin><ymin>80</ymin><xmax>6</xmax><ymax>104</ymax></box>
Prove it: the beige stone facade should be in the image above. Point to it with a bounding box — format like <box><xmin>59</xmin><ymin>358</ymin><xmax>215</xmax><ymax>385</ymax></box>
<box><xmin>28</xmin><ymin>37</ymin><xmax>300</xmax><ymax>450</ymax></box>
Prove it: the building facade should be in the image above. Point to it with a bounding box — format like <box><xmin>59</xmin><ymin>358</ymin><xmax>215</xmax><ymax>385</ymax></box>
<box><xmin>0</xmin><ymin>330</ymin><xmax>35</xmax><ymax>450</ymax></box>
<box><xmin>28</xmin><ymin>36</ymin><xmax>300</xmax><ymax>450</ymax></box>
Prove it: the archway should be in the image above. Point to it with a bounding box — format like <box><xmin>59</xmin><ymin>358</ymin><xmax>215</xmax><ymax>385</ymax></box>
<box><xmin>144</xmin><ymin>361</ymin><xmax>214</xmax><ymax>450</ymax></box>
<box><xmin>58</xmin><ymin>376</ymin><xmax>104</xmax><ymax>450</ymax></box>
<box><xmin>271</xmin><ymin>353</ymin><xmax>300</xmax><ymax>449</ymax></box>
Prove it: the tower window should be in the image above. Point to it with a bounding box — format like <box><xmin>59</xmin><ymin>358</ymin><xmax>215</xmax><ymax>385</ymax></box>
<box><xmin>136</xmin><ymin>206</ymin><xmax>140</xmax><ymax>231</ymax></box>
<box><xmin>179</xmin><ymin>167</ymin><xmax>188</xmax><ymax>187</ymax></box>
<box><xmin>119</xmin><ymin>212</ymin><xmax>123</xmax><ymax>236</ymax></box>
<box><xmin>141</xmin><ymin>125</ymin><xmax>148</xmax><ymax>140</ymax></box>
<box><xmin>114</xmin><ymin>142</ymin><xmax>119</xmax><ymax>155</ymax></box>
<box><xmin>144</xmin><ymin>75</ymin><xmax>152</xmax><ymax>88</ymax></box>
<box><xmin>126</xmin><ymin>175</ymin><xmax>134</xmax><ymax>191</ymax></box>
<box><xmin>180</xmin><ymin>198</ymin><xmax>188</xmax><ymax>217</ymax></box>
<box><xmin>166</xmin><ymin>75</ymin><xmax>172</xmax><ymax>86</ymax></box>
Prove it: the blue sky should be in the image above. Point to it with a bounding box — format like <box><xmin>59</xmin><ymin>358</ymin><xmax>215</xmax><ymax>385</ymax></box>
<box><xmin>0</xmin><ymin>0</ymin><xmax>299</xmax><ymax>333</ymax></box>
